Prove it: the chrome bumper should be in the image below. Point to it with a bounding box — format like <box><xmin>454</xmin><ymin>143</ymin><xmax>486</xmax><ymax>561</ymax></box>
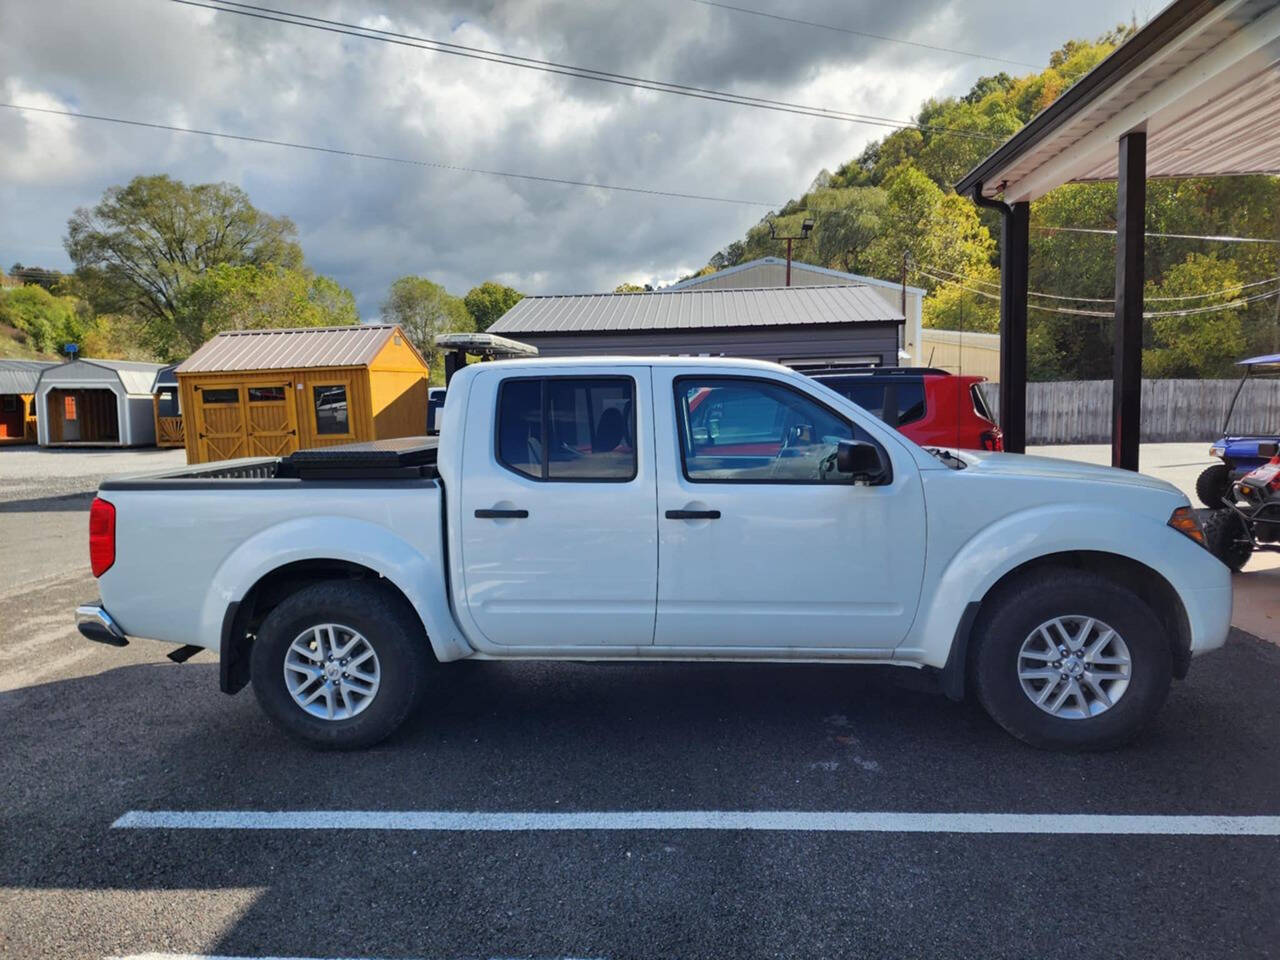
<box><xmin>75</xmin><ymin>603</ymin><xmax>129</xmax><ymax>648</ymax></box>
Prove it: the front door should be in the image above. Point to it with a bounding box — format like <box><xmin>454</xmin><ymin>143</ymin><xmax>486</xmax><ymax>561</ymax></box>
<box><xmin>194</xmin><ymin>383</ymin><xmax>247</xmax><ymax>462</ymax></box>
<box><xmin>245</xmin><ymin>382</ymin><xmax>299</xmax><ymax>457</ymax></box>
<box><xmin>458</xmin><ymin>368</ymin><xmax>657</xmax><ymax>648</ymax></box>
<box><xmin>653</xmin><ymin>371</ymin><xmax>926</xmax><ymax>651</ymax></box>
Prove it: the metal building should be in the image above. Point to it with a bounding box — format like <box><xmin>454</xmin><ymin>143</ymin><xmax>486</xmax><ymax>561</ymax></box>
<box><xmin>667</xmin><ymin>258</ymin><xmax>925</xmax><ymax>364</ymax></box>
<box><xmin>488</xmin><ymin>285</ymin><xmax>906</xmax><ymax>370</ymax></box>
<box><xmin>0</xmin><ymin>359</ymin><xmax>56</xmax><ymax>445</ymax></box>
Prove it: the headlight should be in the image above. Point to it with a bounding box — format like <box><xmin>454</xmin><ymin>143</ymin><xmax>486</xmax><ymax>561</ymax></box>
<box><xmin>1209</xmin><ymin>445</ymin><xmax>1225</xmax><ymax>457</ymax></box>
<box><xmin>1168</xmin><ymin>506</ymin><xmax>1206</xmax><ymax>547</ymax></box>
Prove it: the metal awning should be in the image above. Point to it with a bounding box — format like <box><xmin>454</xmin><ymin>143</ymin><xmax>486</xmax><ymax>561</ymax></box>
<box><xmin>959</xmin><ymin>0</ymin><xmax>1280</xmax><ymax>202</ymax></box>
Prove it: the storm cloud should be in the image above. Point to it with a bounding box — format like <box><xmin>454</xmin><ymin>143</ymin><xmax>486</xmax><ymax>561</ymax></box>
<box><xmin>1</xmin><ymin>0</ymin><xmax>1141</xmax><ymax>315</ymax></box>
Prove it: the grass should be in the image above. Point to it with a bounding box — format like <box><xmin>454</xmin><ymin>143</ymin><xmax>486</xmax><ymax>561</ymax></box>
<box><xmin>0</xmin><ymin>326</ymin><xmax>60</xmax><ymax>361</ymax></box>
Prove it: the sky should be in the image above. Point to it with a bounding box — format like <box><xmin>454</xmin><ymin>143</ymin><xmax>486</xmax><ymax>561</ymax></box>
<box><xmin>1</xmin><ymin>0</ymin><xmax>1149</xmax><ymax>317</ymax></box>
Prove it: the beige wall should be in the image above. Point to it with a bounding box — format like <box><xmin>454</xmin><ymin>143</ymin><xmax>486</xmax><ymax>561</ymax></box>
<box><xmin>919</xmin><ymin>329</ymin><xmax>1001</xmax><ymax>380</ymax></box>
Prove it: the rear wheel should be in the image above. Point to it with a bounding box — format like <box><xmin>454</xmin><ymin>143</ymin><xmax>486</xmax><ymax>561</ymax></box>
<box><xmin>1203</xmin><ymin>508</ymin><xmax>1252</xmax><ymax>572</ymax></box>
<box><xmin>1196</xmin><ymin>463</ymin><xmax>1231</xmax><ymax>508</ymax></box>
<box><xmin>971</xmin><ymin>569</ymin><xmax>1172</xmax><ymax>750</ymax></box>
<box><xmin>250</xmin><ymin>581</ymin><xmax>432</xmax><ymax>749</ymax></box>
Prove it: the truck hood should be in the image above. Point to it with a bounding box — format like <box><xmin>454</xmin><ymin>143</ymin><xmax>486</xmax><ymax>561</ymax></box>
<box><xmin>953</xmin><ymin>450</ymin><xmax>1185</xmax><ymax>497</ymax></box>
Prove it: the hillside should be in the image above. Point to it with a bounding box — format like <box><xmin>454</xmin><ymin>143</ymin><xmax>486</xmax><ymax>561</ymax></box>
<box><xmin>693</xmin><ymin>28</ymin><xmax>1280</xmax><ymax>381</ymax></box>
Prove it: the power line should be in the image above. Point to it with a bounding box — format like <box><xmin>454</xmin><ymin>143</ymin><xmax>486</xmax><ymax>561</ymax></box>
<box><xmin>914</xmin><ymin>266</ymin><xmax>1280</xmax><ymax>318</ymax></box>
<box><xmin>1033</xmin><ymin>225</ymin><xmax>1280</xmax><ymax>245</ymax></box>
<box><xmin>919</xmin><ymin>261</ymin><xmax>1280</xmax><ymax>303</ymax></box>
<box><xmin>176</xmin><ymin>0</ymin><xmax>1001</xmax><ymax>142</ymax></box>
<box><xmin>686</xmin><ymin>0</ymin><xmax>1040</xmax><ymax>69</ymax></box>
<box><xmin>0</xmin><ymin>102</ymin><xmax>782</xmax><ymax>207</ymax></box>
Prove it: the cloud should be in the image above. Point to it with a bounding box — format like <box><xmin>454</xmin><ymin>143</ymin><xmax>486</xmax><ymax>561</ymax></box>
<box><xmin>0</xmin><ymin>0</ymin><xmax>1139</xmax><ymax>314</ymax></box>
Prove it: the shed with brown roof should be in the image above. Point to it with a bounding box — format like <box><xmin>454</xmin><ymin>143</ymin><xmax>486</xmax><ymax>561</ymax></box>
<box><xmin>174</xmin><ymin>324</ymin><xmax>429</xmax><ymax>464</ymax></box>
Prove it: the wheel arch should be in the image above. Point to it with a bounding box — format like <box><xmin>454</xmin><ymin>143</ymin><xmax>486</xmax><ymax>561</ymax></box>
<box><xmin>943</xmin><ymin>550</ymin><xmax>1192</xmax><ymax>701</ymax></box>
<box><xmin>220</xmin><ymin>558</ymin><xmax>430</xmax><ymax>695</ymax></box>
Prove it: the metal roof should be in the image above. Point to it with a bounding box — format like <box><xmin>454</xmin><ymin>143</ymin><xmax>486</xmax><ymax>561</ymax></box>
<box><xmin>37</xmin><ymin>358</ymin><xmax>167</xmax><ymax>395</ymax></box>
<box><xmin>489</xmin><ymin>285</ymin><xmax>904</xmax><ymax>336</ymax></box>
<box><xmin>176</xmin><ymin>324</ymin><xmax>418</xmax><ymax>374</ymax></box>
<box><xmin>667</xmin><ymin>257</ymin><xmax>926</xmax><ymax>295</ymax></box>
<box><xmin>1240</xmin><ymin>352</ymin><xmax>1280</xmax><ymax>364</ymax></box>
<box><xmin>957</xmin><ymin>0</ymin><xmax>1280</xmax><ymax>201</ymax></box>
<box><xmin>0</xmin><ymin>359</ymin><xmax>56</xmax><ymax>394</ymax></box>
<box><xmin>153</xmin><ymin>364</ymin><xmax>180</xmax><ymax>389</ymax></box>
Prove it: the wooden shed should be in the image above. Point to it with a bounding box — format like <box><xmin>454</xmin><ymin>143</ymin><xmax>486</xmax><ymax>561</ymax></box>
<box><xmin>0</xmin><ymin>360</ymin><xmax>55</xmax><ymax>445</ymax></box>
<box><xmin>151</xmin><ymin>364</ymin><xmax>184</xmax><ymax>448</ymax></box>
<box><xmin>175</xmin><ymin>324</ymin><xmax>430</xmax><ymax>464</ymax></box>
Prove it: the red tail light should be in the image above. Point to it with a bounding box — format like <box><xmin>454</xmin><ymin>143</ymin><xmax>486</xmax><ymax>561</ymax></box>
<box><xmin>89</xmin><ymin>497</ymin><xmax>116</xmax><ymax>577</ymax></box>
<box><xmin>981</xmin><ymin>430</ymin><xmax>1004</xmax><ymax>452</ymax></box>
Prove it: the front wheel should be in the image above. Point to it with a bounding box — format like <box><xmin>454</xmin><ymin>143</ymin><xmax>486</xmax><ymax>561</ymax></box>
<box><xmin>250</xmin><ymin>581</ymin><xmax>432</xmax><ymax>749</ymax></box>
<box><xmin>971</xmin><ymin>569</ymin><xmax>1172</xmax><ymax>750</ymax></box>
<box><xmin>1196</xmin><ymin>463</ymin><xmax>1231</xmax><ymax>508</ymax></box>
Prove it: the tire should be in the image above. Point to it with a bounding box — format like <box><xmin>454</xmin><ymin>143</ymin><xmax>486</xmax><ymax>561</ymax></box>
<box><xmin>970</xmin><ymin>568</ymin><xmax>1172</xmax><ymax>751</ymax></box>
<box><xmin>1202</xmin><ymin>508</ymin><xmax>1252</xmax><ymax>572</ymax></box>
<box><xmin>250</xmin><ymin>581</ymin><xmax>432</xmax><ymax>750</ymax></box>
<box><xmin>1196</xmin><ymin>463</ymin><xmax>1231</xmax><ymax>508</ymax></box>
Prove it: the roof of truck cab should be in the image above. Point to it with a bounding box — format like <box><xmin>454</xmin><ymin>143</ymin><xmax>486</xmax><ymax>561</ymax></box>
<box><xmin>477</xmin><ymin>355</ymin><xmax>798</xmax><ymax>371</ymax></box>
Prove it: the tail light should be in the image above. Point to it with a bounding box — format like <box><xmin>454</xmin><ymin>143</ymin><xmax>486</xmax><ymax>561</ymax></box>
<box><xmin>89</xmin><ymin>497</ymin><xmax>116</xmax><ymax>577</ymax></box>
<box><xmin>980</xmin><ymin>430</ymin><xmax>1004</xmax><ymax>452</ymax></box>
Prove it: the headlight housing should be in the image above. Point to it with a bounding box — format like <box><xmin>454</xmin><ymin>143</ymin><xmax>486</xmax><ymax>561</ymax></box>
<box><xmin>1168</xmin><ymin>506</ymin><xmax>1206</xmax><ymax>546</ymax></box>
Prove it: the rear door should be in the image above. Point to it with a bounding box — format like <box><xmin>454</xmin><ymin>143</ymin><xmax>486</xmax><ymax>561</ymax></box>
<box><xmin>653</xmin><ymin>370</ymin><xmax>926</xmax><ymax>651</ymax></box>
<box><xmin>457</xmin><ymin>366</ymin><xmax>658</xmax><ymax>648</ymax></box>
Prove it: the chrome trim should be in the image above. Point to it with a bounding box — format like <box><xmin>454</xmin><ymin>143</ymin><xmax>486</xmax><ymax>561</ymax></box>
<box><xmin>75</xmin><ymin>604</ymin><xmax>128</xmax><ymax>646</ymax></box>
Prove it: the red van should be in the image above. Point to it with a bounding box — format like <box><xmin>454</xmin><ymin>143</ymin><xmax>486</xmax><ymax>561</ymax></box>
<box><xmin>811</xmin><ymin>367</ymin><xmax>1003</xmax><ymax>451</ymax></box>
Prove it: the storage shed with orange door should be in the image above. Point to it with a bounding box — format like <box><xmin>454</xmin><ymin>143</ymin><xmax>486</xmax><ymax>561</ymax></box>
<box><xmin>35</xmin><ymin>358</ymin><xmax>165</xmax><ymax>447</ymax></box>
<box><xmin>0</xmin><ymin>360</ymin><xmax>55</xmax><ymax>445</ymax></box>
<box><xmin>174</xmin><ymin>324</ymin><xmax>430</xmax><ymax>464</ymax></box>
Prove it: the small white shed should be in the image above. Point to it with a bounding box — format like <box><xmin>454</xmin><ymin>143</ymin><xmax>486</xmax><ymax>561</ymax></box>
<box><xmin>35</xmin><ymin>358</ymin><xmax>166</xmax><ymax>447</ymax></box>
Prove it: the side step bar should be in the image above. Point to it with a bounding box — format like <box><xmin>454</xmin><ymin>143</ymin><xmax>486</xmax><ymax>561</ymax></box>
<box><xmin>75</xmin><ymin>604</ymin><xmax>128</xmax><ymax>647</ymax></box>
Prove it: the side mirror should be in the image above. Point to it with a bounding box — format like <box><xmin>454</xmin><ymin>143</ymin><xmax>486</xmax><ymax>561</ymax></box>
<box><xmin>836</xmin><ymin>439</ymin><xmax>890</xmax><ymax>484</ymax></box>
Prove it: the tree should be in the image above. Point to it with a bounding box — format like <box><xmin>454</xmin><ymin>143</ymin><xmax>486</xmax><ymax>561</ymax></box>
<box><xmin>65</xmin><ymin>175</ymin><xmax>302</xmax><ymax>352</ymax></box>
<box><xmin>463</xmin><ymin>281</ymin><xmax>523</xmax><ymax>332</ymax></box>
<box><xmin>380</xmin><ymin>276</ymin><xmax>472</xmax><ymax>376</ymax></box>
<box><xmin>1144</xmin><ymin>254</ymin><xmax>1247</xmax><ymax>378</ymax></box>
<box><xmin>0</xmin><ymin>285</ymin><xmax>93</xmax><ymax>354</ymax></box>
<box><xmin>613</xmin><ymin>282</ymin><xmax>652</xmax><ymax>293</ymax></box>
<box><xmin>171</xmin><ymin>264</ymin><xmax>358</xmax><ymax>358</ymax></box>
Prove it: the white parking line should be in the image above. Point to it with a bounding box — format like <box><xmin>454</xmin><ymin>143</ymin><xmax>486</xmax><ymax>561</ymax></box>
<box><xmin>112</xmin><ymin>809</ymin><xmax>1280</xmax><ymax>835</ymax></box>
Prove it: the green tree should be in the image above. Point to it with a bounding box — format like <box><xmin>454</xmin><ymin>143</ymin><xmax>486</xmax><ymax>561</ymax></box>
<box><xmin>172</xmin><ymin>264</ymin><xmax>358</xmax><ymax>358</ymax></box>
<box><xmin>65</xmin><ymin>175</ymin><xmax>302</xmax><ymax>353</ymax></box>
<box><xmin>0</xmin><ymin>285</ymin><xmax>93</xmax><ymax>354</ymax></box>
<box><xmin>613</xmin><ymin>282</ymin><xmax>651</xmax><ymax>293</ymax></box>
<box><xmin>923</xmin><ymin>262</ymin><xmax>1001</xmax><ymax>334</ymax></box>
<box><xmin>463</xmin><ymin>281</ymin><xmax>524</xmax><ymax>332</ymax></box>
<box><xmin>380</xmin><ymin>276</ymin><xmax>472</xmax><ymax>377</ymax></box>
<box><xmin>1143</xmin><ymin>254</ymin><xmax>1247</xmax><ymax>378</ymax></box>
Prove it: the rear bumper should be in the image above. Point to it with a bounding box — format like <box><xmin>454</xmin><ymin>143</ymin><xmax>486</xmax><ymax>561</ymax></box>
<box><xmin>75</xmin><ymin>603</ymin><xmax>129</xmax><ymax>647</ymax></box>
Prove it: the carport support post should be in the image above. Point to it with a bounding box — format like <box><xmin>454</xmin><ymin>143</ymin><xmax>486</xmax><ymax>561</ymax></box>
<box><xmin>1112</xmin><ymin>131</ymin><xmax>1146</xmax><ymax>472</ymax></box>
<box><xmin>1000</xmin><ymin>202</ymin><xmax>1030</xmax><ymax>454</ymax></box>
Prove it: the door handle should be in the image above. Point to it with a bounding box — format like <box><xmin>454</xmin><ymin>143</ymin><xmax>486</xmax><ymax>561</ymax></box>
<box><xmin>475</xmin><ymin>508</ymin><xmax>529</xmax><ymax>519</ymax></box>
<box><xmin>665</xmin><ymin>509</ymin><xmax>720</xmax><ymax>520</ymax></box>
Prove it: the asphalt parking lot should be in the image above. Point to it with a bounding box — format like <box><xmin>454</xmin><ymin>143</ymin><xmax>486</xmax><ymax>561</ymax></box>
<box><xmin>1</xmin><ymin>446</ymin><xmax>1278</xmax><ymax>959</ymax></box>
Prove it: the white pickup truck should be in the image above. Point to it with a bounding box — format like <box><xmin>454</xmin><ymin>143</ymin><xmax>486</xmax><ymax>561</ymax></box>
<box><xmin>77</xmin><ymin>357</ymin><xmax>1232</xmax><ymax>750</ymax></box>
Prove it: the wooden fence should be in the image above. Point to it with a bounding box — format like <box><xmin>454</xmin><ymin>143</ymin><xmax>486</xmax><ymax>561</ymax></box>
<box><xmin>975</xmin><ymin>378</ymin><xmax>1280</xmax><ymax>444</ymax></box>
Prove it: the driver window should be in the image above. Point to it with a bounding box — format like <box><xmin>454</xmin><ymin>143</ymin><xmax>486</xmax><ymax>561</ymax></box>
<box><xmin>675</xmin><ymin>377</ymin><xmax>871</xmax><ymax>483</ymax></box>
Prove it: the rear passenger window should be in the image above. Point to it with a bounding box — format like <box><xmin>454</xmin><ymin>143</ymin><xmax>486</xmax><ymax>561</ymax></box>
<box><xmin>497</xmin><ymin>377</ymin><xmax>636</xmax><ymax>482</ymax></box>
<box><xmin>821</xmin><ymin>377</ymin><xmax>925</xmax><ymax>427</ymax></box>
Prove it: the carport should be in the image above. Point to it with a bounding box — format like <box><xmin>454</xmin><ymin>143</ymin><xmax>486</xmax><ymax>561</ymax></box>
<box><xmin>35</xmin><ymin>358</ymin><xmax>165</xmax><ymax>447</ymax></box>
<box><xmin>956</xmin><ymin>0</ymin><xmax>1280</xmax><ymax>468</ymax></box>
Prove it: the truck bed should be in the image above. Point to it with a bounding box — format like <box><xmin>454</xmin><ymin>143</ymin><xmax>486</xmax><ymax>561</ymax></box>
<box><xmin>101</xmin><ymin>437</ymin><xmax>439</xmax><ymax>488</ymax></box>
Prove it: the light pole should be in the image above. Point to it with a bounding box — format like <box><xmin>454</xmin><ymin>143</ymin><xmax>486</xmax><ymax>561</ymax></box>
<box><xmin>769</xmin><ymin>218</ymin><xmax>815</xmax><ymax>285</ymax></box>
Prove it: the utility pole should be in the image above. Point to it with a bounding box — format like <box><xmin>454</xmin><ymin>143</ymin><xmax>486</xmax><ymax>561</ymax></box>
<box><xmin>769</xmin><ymin>218</ymin><xmax>815</xmax><ymax>286</ymax></box>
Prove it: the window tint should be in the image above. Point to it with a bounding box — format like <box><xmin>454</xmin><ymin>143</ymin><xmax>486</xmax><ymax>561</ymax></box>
<box><xmin>248</xmin><ymin>386</ymin><xmax>286</xmax><ymax>403</ymax></box>
<box><xmin>819</xmin><ymin>376</ymin><xmax>926</xmax><ymax>427</ymax></box>
<box><xmin>676</xmin><ymin>377</ymin><xmax>867</xmax><ymax>483</ymax></box>
<box><xmin>313</xmin><ymin>385</ymin><xmax>349</xmax><ymax>434</ymax></box>
<box><xmin>497</xmin><ymin>377</ymin><xmax>636</xmax><ymax>482</ymax></box>
<box><xmin>201</xmin><ymin>388</ymin><xmax>239</xmax><ymax>405</ymax></box>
